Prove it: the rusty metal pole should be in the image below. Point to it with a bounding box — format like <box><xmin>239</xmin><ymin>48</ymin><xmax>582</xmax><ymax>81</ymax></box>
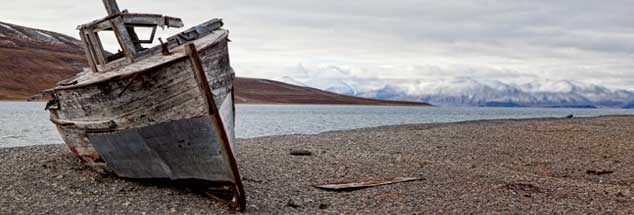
<box><xmin>103</xmin><ymin>0</ymin><xmax>121</xmax><ymax>15</ymax></box>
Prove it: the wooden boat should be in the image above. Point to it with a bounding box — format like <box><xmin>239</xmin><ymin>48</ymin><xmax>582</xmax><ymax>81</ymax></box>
<box><xmin>43</xmin><ymin>0</ymin><xmax>245</xmax><ymax>210</ymax></box>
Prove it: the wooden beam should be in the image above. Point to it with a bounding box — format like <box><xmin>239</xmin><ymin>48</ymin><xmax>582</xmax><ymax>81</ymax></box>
<box><xmin>103</xmin><ymin>0</ymin><xmax>121</xmax><ymax>15</ymax></box>
<box><xmin>79</xmin><ymin>31</ymin><xmax>99</xmax><ymax>73</ymax></box>
<box><xmin>186</xmin><ymin>44</ymin><xmax>246</xmax><ymax>211</ymax></box>
<box><xmin>111</xmin><ymin>17</ymin><xmax>138</xmax><ymax>60</ymax></box>
<box><xmin>121</xmin><ymin>14</ymin><xmax>184</xmax><ymax>28</ymax></box>
<box><xmin>88</xmin><ymin>31</ymin><xmax>107</xmax><ymax>65</ymax></box>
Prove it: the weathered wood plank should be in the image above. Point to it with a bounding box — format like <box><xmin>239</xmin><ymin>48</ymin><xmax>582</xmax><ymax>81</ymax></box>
<box><xmin>79</xmin><ymin>32</ymin><xmax>99</xmax><ymax>73</ymax></box>
<box><xmin>102</xmin><ymin>0</ymin><xmax>120</xmax><ymax>15</ymax></box>
<box><xmin>121</xmin><ymin>14</ymin><xmax>184</xmax><ymax>28</ymax></box>
<box><xmin>187</xmin><ymin>44</ymin><xmax>216</xmax><ymax>115</ymax></box>
<box><xmin>88</xmin><ymin>30</ymin><xmax>107</xmax><ymax>65</ymax></box>
<box><xmin>55</xmin><ymin>60</ymin><xmax>204</xmax><ymax>124</ymax></box>
<box><xmin>111</xmin><ymin>17</ymin><xmax>138</xmax><ymax>60</ymax></box>
<box><xmin>199</xmin><ymin>40</ymin><xmax>234</xmax><ymax>109</ymax></box>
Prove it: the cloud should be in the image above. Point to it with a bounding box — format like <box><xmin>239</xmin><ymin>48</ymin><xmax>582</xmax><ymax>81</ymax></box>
<box><xmin>2</xmin><ymin>0</ymin><xmax>633</xmax><ymax>89</ymax></box>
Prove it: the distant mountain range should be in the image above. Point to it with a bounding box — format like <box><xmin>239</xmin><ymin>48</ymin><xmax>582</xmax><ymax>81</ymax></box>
<box><xmin>0</xmin><ymin>21</ymin><xmax>428</xmax><ymax>106</ymax></box>
<box><xmin>282</xmin><ymin>76</ymin><xmax>634</xmax><ymax>109</ymax></box>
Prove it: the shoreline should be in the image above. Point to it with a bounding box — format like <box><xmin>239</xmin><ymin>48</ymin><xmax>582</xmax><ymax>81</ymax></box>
<box><xmin>2</xmin><ymin>116</ymin><xmax>634</xmax><ymax>214</ymax></box>
<box><xmin>2</xmin><ymin>114</ymin><xmax>633</xmax><ymax>150</ymax></box>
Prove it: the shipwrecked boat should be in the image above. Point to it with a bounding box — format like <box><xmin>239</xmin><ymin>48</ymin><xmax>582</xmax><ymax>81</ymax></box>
<box><xmin>43</xmin><ymin>0</ymin><xmax>245</xmax><ymax>210</ymax></box>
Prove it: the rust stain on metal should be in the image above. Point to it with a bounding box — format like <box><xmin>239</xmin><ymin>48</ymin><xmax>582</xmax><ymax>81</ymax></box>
<box><xmin>44</xmin><ymin>0</ymin><xmax>245</xmax><ymax>211</ymax></box>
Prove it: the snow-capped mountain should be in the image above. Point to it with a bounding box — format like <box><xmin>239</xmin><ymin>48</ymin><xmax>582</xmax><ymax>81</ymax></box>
<box><xmin>0</xmin><ymin>21</ymin><xmax>80</xmax><ymax>47</ymax></box>
<box><xmin>280</xmin><ymin>76</ymin><xmax>634</xmax><ymax>108</ymax></box>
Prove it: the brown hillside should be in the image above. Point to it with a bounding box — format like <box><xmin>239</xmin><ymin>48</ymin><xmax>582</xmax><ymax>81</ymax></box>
<box><xmin>234</xmin><ymin>78</ymin><xmax>428</xmax><ymax>106</ymax></box>
<box><xmin>0</xmin><ymin>21</ymin><xmax>85</xmax><ymax>99</ymax></box>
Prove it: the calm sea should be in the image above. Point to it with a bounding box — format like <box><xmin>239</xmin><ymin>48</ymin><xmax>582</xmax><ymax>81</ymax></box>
<box><xmin>2</xmin><ymin>101</ymin><xmax>634</xmax><ymax>148</ymax></box>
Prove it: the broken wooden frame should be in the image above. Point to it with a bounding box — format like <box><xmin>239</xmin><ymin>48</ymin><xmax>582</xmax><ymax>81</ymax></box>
<box><xmin>79</xmin><ymin>0</ymin><xmax>185</xmax><ymax>73</ymax></box>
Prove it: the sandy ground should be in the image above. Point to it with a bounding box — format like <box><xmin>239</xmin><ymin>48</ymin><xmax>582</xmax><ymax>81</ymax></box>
<box><xmin>1</xmin><ymin>116</ymin><xmax>634</xmax><ymax>214</ymax></box>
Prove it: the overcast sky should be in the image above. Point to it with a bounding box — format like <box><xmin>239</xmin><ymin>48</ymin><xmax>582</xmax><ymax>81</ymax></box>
<box><xmin>2</xmin><ymin>0</ymin><xmax>633</xmax><ymax>90</ymax></box>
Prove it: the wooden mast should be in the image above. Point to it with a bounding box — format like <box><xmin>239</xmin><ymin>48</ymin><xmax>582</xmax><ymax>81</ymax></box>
<box><xmin>103</xmin><ymin>0</ymin><xmax>121</xmax><ymax>15</ymax></box>
<box><xmin>101</xmin><ymin>0</ymin><xmax>140</xmax><ymax>62</ymax></box>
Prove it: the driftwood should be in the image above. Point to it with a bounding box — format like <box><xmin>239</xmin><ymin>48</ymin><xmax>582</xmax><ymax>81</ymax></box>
<box><xmin>314</xmin><ymin>177</ymin><xmax>424</xmax><ymax>192</ymax></box>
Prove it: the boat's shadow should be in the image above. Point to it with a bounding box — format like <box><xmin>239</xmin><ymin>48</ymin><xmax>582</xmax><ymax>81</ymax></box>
<box><xmin>124</xmin><ymin>177</ymin><xmax>237</xmax><ymax>205</ymax></box>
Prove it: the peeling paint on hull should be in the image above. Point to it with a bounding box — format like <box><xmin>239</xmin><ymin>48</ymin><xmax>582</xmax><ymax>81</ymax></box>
<box><xmin>89</xmin><ymin>116</ymin><xmax>234</xmax><ymax>181</ymax></box>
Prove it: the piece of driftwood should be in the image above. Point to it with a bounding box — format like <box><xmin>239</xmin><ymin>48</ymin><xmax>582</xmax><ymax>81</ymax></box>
<box><xmin>45</xmin><ymin>0</ymin><xmax>244</xmax><ymax>211</ymax></box>
<box><xmin>289</xmin><ymin>150</ymin><xmax>313</xmax><ymax>156</ymax></box>
<box><xmin>314</xmin><ymin>177</ymin><xmax>424</xmax><ymax>192</ymax></box>
<box><xmin>586</xmin><ymin>170</ymin><xmax>614</xmax><ymax>175</ymax></box>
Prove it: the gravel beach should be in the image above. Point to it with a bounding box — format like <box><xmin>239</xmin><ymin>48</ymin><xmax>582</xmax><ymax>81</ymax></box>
<box><xmin>1</xmin><ymin>116</ymin><xmax>634</xmax><ymax>214</ymax></box>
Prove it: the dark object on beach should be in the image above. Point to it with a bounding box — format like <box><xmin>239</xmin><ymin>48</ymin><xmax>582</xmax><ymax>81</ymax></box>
<box><xmin>290</xmin><ymin>150</ymin><xmax>313</xmax><ymax>156</ymax></box>
<box><xmin>503</xmin><ymin>183</ymin><xmax>542</xmax><ymax>194</ymax></box>
<box><xmin>586</xmin><ymin>170</ymin><xmax>614</xmax><ymax>175</ymax></box>
<box><xmin>319</xmin><ymin>203</ymin><xmax>330</xmax><ymax>209</ymax></box>
<box><xmin>40</xmin><ymin>0</ymin><xmax>244</xmax><ymax>211</ymax></box>
<box><xmin>286</xmin><ymin>199</ymin><xmax>300</xmax><ymax>208</ymax></box>
<box><xmin>314</xmin><ymin>177</ymin><xmax>423</xmax><ymax>192</ymax></box>
<box><xmin>565</xmin><ymin>114</ymin><xmax>574</xmax><ymax>119</ymax></box>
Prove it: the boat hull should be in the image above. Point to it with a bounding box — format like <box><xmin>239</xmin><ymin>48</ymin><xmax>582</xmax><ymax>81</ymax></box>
<box><xmin>48</xmin><ymin>35</ymin><xmax>244</xmax><ymax>209</ymax></box>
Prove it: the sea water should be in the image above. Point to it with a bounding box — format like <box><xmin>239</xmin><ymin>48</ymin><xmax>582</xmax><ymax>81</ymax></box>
<box><xmin>2</xmin><ymin>101</ymin><xmax>634</xmax><ymax>148</ymax></box>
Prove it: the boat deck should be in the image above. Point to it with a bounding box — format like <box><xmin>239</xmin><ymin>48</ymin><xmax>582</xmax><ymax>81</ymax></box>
<box><xmin>54</xmin><ymin>29</ymin><xmax>228</xmax><ymax>91</ymax></box>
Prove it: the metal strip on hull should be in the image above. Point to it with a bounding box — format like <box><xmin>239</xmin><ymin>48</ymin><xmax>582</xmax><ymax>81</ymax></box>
<box><xmin>186</xmin><ymin>43</ymin><xmax>245</xmax><ymax>211</ymax></box>
<box><xmin>219</xmin><ymin>92</ymin><xmax>237</xmax><ymax>153</ymax></box>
